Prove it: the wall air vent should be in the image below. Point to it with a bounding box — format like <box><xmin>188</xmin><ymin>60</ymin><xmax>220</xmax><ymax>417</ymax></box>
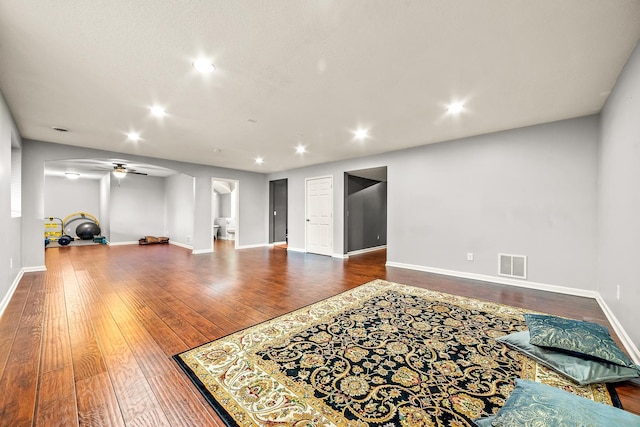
<box><xmin>498</xmin><ymin>253</ymin><xmax>527</xmax><ymax>279</ymax></box>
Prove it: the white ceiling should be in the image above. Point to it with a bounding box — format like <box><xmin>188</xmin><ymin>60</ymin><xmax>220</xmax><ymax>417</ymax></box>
<box><xmin>1</xmin><ymin>1</ymin><xmax>640</xmax><ymax>174</ymax></box>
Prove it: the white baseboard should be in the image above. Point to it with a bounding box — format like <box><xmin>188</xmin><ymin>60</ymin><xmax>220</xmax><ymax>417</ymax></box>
<box><xmin>270</xmin><ymin>241</ymin><xmax>287</xmax><ymax>246</ymax></box>
<box><xmin>332</xmin><ymin>253</ymin><xmax>348</xmax><ymax>259</ymax></box>
<box><xmin>169</xmin><ymin>241</ymin><xmax>193</xmax><ymax>250</ymax></box>
<box><xmin>0</xmin><ymin>270</ymin><xmax>24</xmax><ymax>318</ymax></box>
<box><xmin>192</xmin><ymin>248</ymin><xmax>213</xmax><ymax>254</ymax></box>
<box><xmin>0</xmin><ymin>265</ymin><xmax>47</xmax><ymax>317</ymax></box>
<box><xmin>23</xmin><ymin>265</ymin><xmax>47</xmax><ymax>273</ymax></box>
<box><xmin>347</xmin><ymin>245</ymin><xmax>387</xmax><ymax>257</ymax></box>
<box><xmin>287</xmin><ymin>247</ymin><xmax>306</xmax><ymax>253</ymax></box>
<box><xmin>595</xmin><ymin>296</ymin><xmax>640</xmax><ymax>364</ymax></box>
<box><xmin>385</xmin><ymin>261</ymin><xmax>599</xmax><ymax>299</ymax></box>
<box><xmin>108</xmin><ymin>241</ymin><xmax>139</xmax><ymax>246</ymax></box>
<box><xmin>237</xmin><ymin>243</ymin><xmax>268</xmax><ymax>249</ymax></box>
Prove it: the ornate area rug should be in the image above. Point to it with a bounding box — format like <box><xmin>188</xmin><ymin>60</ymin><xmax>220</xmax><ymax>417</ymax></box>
<box><xmin>174</xmin><ymin>279</ymin><xmax>616</xmax><ymax>427</ymax></box>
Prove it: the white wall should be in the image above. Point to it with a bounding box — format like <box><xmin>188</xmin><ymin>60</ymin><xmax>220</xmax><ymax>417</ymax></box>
<box><xmin>99</xmin><ymin>174</ymin><xmax>111</xmax><ymax>241</ymax></box>
<box><xmin>269</xmin><ymin>116</ymin><xmax>599</xmax><ymax>292</ymax></box>
<box><xmin>0</xmin><ymin>91</ymin><xmax>23</xmax><ymax>313</ymax></box>
<box><xmin>109</xmin><ymin>174</ymin><xmax>166</xmax><ymax>242</ymax></box>
<box><xmin>165</xmin><ymin>173</ymin><xmax>195</xmax><ymax>246</ymax></box>
<box><xmin>598</xmin><ymin>40</ymin><xmax>640</xmax><ymax>351</ymax></box>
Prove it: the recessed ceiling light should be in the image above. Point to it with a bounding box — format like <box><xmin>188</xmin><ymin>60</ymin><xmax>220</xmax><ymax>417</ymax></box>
<box><xmin>296</xmin><ymin>145</ymin><xmax>306</xmax><ymax>154</ymax></box>
<box><xmin>193</xmin><ymin>59</ymin><xmax>215</xmax><ymax>73</ymax></box>
<box><xmin>52</xmin><ymin>126</ymin><xmax>70</xmax><ymax>132</ymax></box>
<box><xmin>149</xmin><ymin>105</ymin><xmax>166</xmax><ymax>117</ymax></box>
<box><xmin>64</xmin><ymin>172</ymin><xmax>80</xmax><ymax>179</ymax></box>
<box><xmin>255</xmin><ymin>156</ymin><xmax>264</xmax><ymax>165</ymax></box>
<box><xmin>212</xmin><ymin>148</ymin><xmax>221</xmax><ymax>153</ymax></box>
<box><xmin>353</xmin><ymin>128</ymin><xmax>369</xmax><ymax>141</ymax></box>
<box><xmin>127</xmin><ymin>132</ymin><xmax>141</xmax><ymax>141</ymax></box>
<box><xmin>446</xmin><ymin>102</ymin><xmax>465</xmax><ymax>114</ymax></box>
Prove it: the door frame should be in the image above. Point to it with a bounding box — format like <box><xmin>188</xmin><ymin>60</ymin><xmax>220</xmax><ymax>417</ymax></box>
<box><xmin>305</xmin><ymin>175</ymin><xmax>333</xmax><ymax>255</ymax></box>
<box><xmin>211</xmin><ymin>177</ymin><xmax>240</xmax><ymax>251</ymax></box>
<box><xmin>269</xmin><ymin>178</ymin><xmax>288</xmax><ymax>244</ymax></box>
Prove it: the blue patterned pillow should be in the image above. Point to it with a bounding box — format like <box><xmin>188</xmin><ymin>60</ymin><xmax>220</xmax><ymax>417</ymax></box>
<box><xmin>524</xmin><ymin>314</ymin><xmax>635</xmax><ymax>368</ymax></box>
<box><xmin>492</xmin><ymin>379</ymin><xmax>640</xmax><ymax>427</ymax></box>
<box><xmin>497</xmin><ymin>331</ymin><xmax>640</xmax><ymax>385</ymax></box>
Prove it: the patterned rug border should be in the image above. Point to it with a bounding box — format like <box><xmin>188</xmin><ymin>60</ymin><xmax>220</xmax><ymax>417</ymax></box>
<box><xmin>173</xmin><ymin>279</ymin><xmax>621</xmax><ymax>426</ymax></box>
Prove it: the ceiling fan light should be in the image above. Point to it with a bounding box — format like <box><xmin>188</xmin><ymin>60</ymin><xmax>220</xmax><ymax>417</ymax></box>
<box><xmin>112</xmin><ymin>170</ymin><xmax>127</xmax><ymax>179</ymax></box>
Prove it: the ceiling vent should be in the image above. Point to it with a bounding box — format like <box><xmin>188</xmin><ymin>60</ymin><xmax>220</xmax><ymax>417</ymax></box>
<box><xmin>52</xmin><ymin>126</ymin><xmax>70</xmax><ymax>132</ymax></box>
<box><xmin>498</xmin><ymin>253</ymin><xmax>527</xmax><ymax>279</ymax></box>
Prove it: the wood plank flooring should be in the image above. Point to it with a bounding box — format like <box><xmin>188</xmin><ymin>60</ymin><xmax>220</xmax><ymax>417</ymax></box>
<box><xmin>0</xmin><ymin>240</ymin><xmax>638</xmax><ymax>425</ymax></box>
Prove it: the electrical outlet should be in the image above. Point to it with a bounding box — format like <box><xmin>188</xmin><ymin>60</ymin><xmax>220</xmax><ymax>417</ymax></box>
<box><xmin>616</xmin><ymin>285</ymin><xmax>621</xmax><ymax>300</ymax></box>
<box><xmin>186</xmin><ymin>235</ymin><xmax>192</xmax><ymax>244</ymax></box>
<box><xmin>377</xmin><ymin>235</ymin><xmax>380</xmax><ymax>240</ymax></box>
<box><xmin>467</xmin><ymin>253</ymin><xmax>474</xmax><ymax>261</ymax></box>
<box><xmin>9</xmin><ymin>258</ymin><xmax>13</xmax><ymax>269</ymax></box>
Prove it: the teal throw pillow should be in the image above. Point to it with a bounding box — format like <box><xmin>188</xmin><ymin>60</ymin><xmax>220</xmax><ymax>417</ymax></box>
<box><xmin>472</xmin><ymin>416</ymin><xmax>495</xmax><ymax>427</ymax></box>
<box><xmin>524</xmin><ymin>314</ymin><xmax>635</xmax><ymax>368</ymax></box>
<box><xmin>497</xmin><ymin>331</ymin><xmax>640</xmax><ymax>385</ymax></box>
<box><xmin>492</xmin><ymin>379</ymin><xmax>640</xmax><ymax>427</ymax></box>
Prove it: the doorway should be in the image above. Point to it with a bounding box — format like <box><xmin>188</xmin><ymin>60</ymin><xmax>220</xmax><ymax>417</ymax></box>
<box><xmin>212</xmin><ymin>178</ymin><xmax>240</xmax><ymax>250</ymax></box>
<box><xmin>344</xmin><ymin>166</ymin><xmax>387</xmax><ymax>255</ymax></box>
<box><xmin>305</xmin><ymin>175</ymin><xmax>333</xmax><ymax>256</ymax></box>
<box><xmin>269</xmin><ymin>179</ymin><xmax>288</xmax><ymax>244</ymax></box>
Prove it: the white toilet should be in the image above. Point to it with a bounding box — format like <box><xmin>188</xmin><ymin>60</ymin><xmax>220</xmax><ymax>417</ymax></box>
<box><xmin>227</xmin><ymin>228</ymin><xmax>235</xmax><ymax>240</ymax></box>
<box><xmin>226</xmin><ymin>218</ymin><xmax>236</xmax><ymax>240</ymax></box>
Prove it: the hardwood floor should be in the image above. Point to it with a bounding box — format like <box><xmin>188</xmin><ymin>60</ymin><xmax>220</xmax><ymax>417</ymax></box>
<box><xmin>0</xmin><ymin>240</ymin><xmax>638</xmax><ymax>425</ymax></box>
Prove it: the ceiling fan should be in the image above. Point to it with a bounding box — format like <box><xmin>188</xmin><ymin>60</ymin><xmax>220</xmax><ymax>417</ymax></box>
<box><xmin>98</xmin><ymin>163</ymin><xmax>148</xmax><ymax>178</ymax></box>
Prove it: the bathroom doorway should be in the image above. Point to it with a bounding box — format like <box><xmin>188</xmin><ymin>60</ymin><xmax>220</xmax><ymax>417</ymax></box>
<box><xmin>269</xmin><ymin>179</ymin><xmax>288</xmax><ymax>244</ymax></box>
<box><xmin>212</xmin><ymin>178</ymin><xmax>240</xmax><ymax>250</ymax></box>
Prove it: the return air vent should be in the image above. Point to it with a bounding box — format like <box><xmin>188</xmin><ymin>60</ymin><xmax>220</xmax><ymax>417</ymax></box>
<box><xmin>498</xmin><ymin>253</ymin><xmax>527</xmax><ymax>279</ymax></box>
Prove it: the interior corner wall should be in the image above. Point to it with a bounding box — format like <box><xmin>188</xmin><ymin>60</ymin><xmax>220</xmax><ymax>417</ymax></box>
<box><xmin>109</xmin><ymin>174</ymin><xmax>165</xmax><ymax>242</ymax></box>
<box><xmin>165</xmin><ymin>173</ymin><xmax>195</xmax><ymax>246</ymax></box>
<box><xmin>0</xmin><ymin>90</ymin><xmax>23</xmax><ymax>310</ymax></box>
<box><xmin>269</xmin><ymin>115</ymin><xmax>599</xmax><ymax>290</ymax></box>
<box><xmin>598</xmin><ymin>39</ymin><xmax>640</xmax><ymax>351</ymax></box>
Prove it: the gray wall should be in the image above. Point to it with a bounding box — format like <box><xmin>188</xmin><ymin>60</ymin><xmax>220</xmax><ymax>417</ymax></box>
<box><xmin>165</xmin><ymin>173</ymin><xmax>195</xmax><ymax>246</ymax></box>
<box><xmin>109</xmin><ymin>174</ymin><xmax>165</xmax><ymax>242</ymax></box>
<box><xmin>389</xmin><ymin>117</ymin><xmax>598</xmax><ymax>290</ymax></box>
<box><xmin>220</xmin><ymin>193</ymin><xmax>232</xmax><ymax>218</ymax></box>
<box><xmin>44</xmin><ymin>176</ymin><xmax>101</xmax><ymax>236</ymax></box>
<box><xmin>0</xmin><ymin>91</ymin><xmax>22</xmax><ymax>311</ymax></box>
<box><xmin>21</xmin><ymin>139</ymin><xmax>268</xmax><ymax>267</ymax></box>
<box><xmin>270</xmin><ymin>116</ymin><xmax>599</xmax><ymax>291</ymax></box>
<box><xmin>598</xmin><ymin>40</ymin><xmax>640</xmax><ymax>350</ymax></box>
<box><xmin>347</xmin><ymin>176</ymin><xmax>387</xmax><ymax>252</ymax></box>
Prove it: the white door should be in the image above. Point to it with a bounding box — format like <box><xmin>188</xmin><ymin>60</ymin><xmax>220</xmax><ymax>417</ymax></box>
<box><xmin>305</xmin><ymin>176</ymin><xmax>333</xmax><ymax>256</ymax></box>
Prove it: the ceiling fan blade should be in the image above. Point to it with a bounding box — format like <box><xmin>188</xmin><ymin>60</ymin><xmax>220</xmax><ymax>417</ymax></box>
<box><xmin>128</xmin><ymin>171</ymin><xmax>148</xmax><ymax>175</ymax></box>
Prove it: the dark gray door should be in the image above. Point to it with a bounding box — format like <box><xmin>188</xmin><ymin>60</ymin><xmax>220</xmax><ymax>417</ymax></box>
<box><xmin>269</xmin><ymin>179</ymin><xmax>288</xmax><ymax>243</ymax></box>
